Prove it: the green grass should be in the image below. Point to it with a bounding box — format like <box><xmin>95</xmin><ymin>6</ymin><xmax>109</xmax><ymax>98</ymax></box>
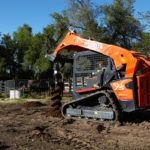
<box><xmin>0</xmin><ymin>94</ymin><xmax>72</xmax><ymax>105</ymax></box>
<box><xmin>0</xmin><ymin>98</ymin><xmax>27</xmax><ymax>104</ymax></box>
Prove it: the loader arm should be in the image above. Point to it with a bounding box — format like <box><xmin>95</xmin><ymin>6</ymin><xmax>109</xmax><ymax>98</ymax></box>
<box><xmin>49</xmin><ymin>31</ymin><xmax>147</xmax><ymax>77</ymax></box>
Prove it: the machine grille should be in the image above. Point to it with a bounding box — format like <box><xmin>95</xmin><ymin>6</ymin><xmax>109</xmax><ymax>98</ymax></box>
<box><xmin>73</xmin><ymin>51</ymin><xmax>109</xmax><ymax>90</ymax></box>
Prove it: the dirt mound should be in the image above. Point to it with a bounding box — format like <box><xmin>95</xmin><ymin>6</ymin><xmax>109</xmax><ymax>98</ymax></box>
<box><xmin>46</xmin><ymin>106</ymin><xmax>62</xmax><ymax>118</ymax></box>
<box><xmin>23</xmin><ymin>101</ymin><xmax>45</xmax><ymax>108</ymax></box>
<box><xmin>1</xmin><ymin>103</ymin><xmax>150</xmax><ymax>149</ymax></box>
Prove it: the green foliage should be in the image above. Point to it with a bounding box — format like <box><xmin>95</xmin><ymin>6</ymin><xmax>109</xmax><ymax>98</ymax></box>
<box><xmin>13</xmin><ymin>24</ymin><xmax>33</xmax><ymax>63</ymax></box>
<box><xmin>66</xmin><ymin>0</ymin><xmax>103</xmax><ymax>40</ymax></box>
<box><xmin>33</xmin><ymin>50</ymin><xmax>50</xmax><ymax>74</ymax></box>
<box><xmin>43</xmin><ymin>25</ymin><xmax>56</xmax><ymax>53</ymax></box>
<box><xmin>138</xmin><ymin>11</ymin><xmax>150</xmax><ymax>32</ymax></box>
<box><xmin>13</xmin><ymin>24</ymin><xmax>32</xmax><ymax>46</ymax></box>
<box><xmin>10</xmin><ymin>24</ymin><xmax>33</xmax><ymax>78</ymax></box>
<box><xmin>23</xmin><ymin>33</ymin><xmax>44</xmax><ymax>70</ymax></box>
<box><xmin>0</xmin><ymin>58</ymin><xmax>6</xmax><ymax>73</ymax></box>
<box><xmin>133</xmin><ymin>32</ymin><xmax>150</xmax><ymax>55</ymax></box>
<box><xmin>51</xmin><ymin>13</ymin><xmax>69</xmax><ymax>40</ymax></box>
<box><xmin>102</xmin><ymin>0</ymin><xmax>142</xmax><ymax>49</ymax></box>
<box><xmin>0</xmin><ymin>34</ymin><xmax>16</xmax><ymax>78</ymax></box>
<box><xmin>23</xmin><ymin>13</ymin><xmax>69</xmax><ymax>78</ymax></box>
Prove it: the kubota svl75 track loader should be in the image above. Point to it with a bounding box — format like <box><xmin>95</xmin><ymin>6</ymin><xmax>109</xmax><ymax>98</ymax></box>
<box><xmin>47</xmin><ymin>31</ymin><xmax>150</xmax><ymax>121</ymax></box>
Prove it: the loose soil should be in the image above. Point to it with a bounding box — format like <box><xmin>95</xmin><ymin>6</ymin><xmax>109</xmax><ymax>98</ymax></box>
<box><xmin>0</xmin><ymin>102</ymin><xmax>150</xmax><ymax>150</ymax></box>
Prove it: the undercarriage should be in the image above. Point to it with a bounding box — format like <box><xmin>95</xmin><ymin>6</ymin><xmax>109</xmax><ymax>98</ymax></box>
<box><xmin>62</xmin><ymin>90</ymin><xmax>121</xmax><ymax>121</ymax></box>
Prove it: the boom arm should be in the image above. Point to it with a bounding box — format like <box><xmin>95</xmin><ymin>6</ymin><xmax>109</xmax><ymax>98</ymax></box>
<box><xmin>49</xmin><ymin>31</ymin><xmax>139</xmax><ymax>77</ymax></box>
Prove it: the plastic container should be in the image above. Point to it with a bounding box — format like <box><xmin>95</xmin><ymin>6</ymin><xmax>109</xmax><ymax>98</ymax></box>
<box><xmin>10</xmin><ymin>90</ymin><xmax>20</xmax><ymax>99</ymax></box>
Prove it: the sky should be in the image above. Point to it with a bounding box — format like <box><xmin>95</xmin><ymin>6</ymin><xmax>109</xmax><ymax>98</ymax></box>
<box><xmin>0</xmin><ymin>0</ymin><xmax>149</xmax><ymax>35</ymax></box>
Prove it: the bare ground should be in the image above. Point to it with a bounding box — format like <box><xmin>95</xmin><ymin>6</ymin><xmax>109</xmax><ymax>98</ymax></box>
<box><xmin>0</xmin><ymin>102</ymin><xmax>150</xmax><ymax>150</ymax></box>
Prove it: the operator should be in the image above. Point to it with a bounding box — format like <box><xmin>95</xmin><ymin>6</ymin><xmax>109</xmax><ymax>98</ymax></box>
<box><xmin>97</xmin><ymin>59</ymin><xmax>116</xmax><ymax>87</ymax></box>
<box><xmin>97</xmin><ymin>61</ymin><xmax>105</xmax><ymax>87</ymax></box>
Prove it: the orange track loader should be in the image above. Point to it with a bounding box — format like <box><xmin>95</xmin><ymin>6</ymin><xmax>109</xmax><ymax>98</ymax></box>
<box><xmin>47</xmin><ymin>31</ymin><xmax>150</xmax><ymax>121</ymax></box>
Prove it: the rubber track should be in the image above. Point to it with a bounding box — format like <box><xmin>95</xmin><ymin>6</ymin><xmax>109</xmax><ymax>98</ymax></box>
<box><xmin>62</xmin><ymin>90</ymin><xmax>122</xmax><ymax>122</ymax></box>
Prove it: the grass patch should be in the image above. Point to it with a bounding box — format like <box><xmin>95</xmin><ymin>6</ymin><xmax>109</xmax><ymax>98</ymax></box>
<box><xmin>0</xmin><ymin>98</ymin><xmax>27</xmax><ymax>104</ymax></box>
<box><xmin>0</xmin><ymin>93</ymin><xmax>72</xmax><ymax>105</ymax></box>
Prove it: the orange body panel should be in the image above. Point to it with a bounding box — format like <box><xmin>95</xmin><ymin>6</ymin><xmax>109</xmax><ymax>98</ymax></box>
<box><xmin>111</xmin><ymin>79</ymin><xmax>134</xmax><ymax>101</ymax></box>
<box><xmin>137</xmin><ymin>72</ymin><xmax>150</xmax><ymax>107</ymax></box>
<box><xmin>52</xmin><ymin>32</ymin><xmax>138</xmax><ymax>78</ymax></box>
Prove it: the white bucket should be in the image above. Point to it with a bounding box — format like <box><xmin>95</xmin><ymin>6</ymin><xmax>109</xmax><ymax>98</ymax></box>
<box><xmin>10</xmin><ymin>90</ymin><xmax>20</xmax><ymax>99</ymax></box>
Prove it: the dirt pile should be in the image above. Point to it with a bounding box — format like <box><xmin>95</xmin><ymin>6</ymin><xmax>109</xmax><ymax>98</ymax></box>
<box><xmin>1</xmin><ymin>103</ymin><xmax>150</xmax><ymax>149</ymax></box>
<box><xmin>23</xmin><ymin>101</ymin><xmax>45</xmax><ymax>108</ymax></box>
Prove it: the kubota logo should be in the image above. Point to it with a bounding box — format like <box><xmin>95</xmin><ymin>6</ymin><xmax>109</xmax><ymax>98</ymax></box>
<box><xmin>84</xmin><ymin>41</ymin><xmax>103</xmax><ymax>50</ymax></box>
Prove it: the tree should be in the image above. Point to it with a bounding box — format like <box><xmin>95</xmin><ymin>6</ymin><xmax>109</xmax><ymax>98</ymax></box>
<box><xmin>138</xmin><ymin>11</ymin><xmax>150</xmax><ymax>32</ymax></box>
<box><xmin>51</xmin><ymin>13</ymin><xmax>69</xmax><ymax>45</ymax></box>
<box><xmin>13</xmin><ymin>24</ymin><xmax>33</xmax><ymax>78</ymax></box>
<box><xmin>0</xmin><ymin>44</ymin><xmax>7</xmax><ymax>77</ymax></box>
<box><xmin>135</xmin><ymin>11</ymin><xmax>150</xmax><ymax>55</ymax></box>
<box><xmin>102</xmin><ymin>0</ymin><xmax>142</xmax><ymax>49</ymax></box>
<box><xmin>23</xmin><ymin>13</ymin><xmax>69</xmax><ymax>79</ymax></box>
<box><xmin>22</xmin><ymin>30</ymin><xmax>52</xmax><ymax>79</ymax></box>
<box><xmin>0</xmin><ymin>34</ymin><xmax>16</xmax><ymax>78</ymax></box>
<box><xmin>43</xmin><ymin>25</ymin><xmax>56</xmax><ymax>54</ymax></box>
<box><xmin>65</xmin><ymin>0</ymin><xmax>103</xmax><ymax>40</ymax></box>
<box><xmin>133</xmin><ymin>32</ymin><xmax>150</xmax><ymax>55</ymax></box>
